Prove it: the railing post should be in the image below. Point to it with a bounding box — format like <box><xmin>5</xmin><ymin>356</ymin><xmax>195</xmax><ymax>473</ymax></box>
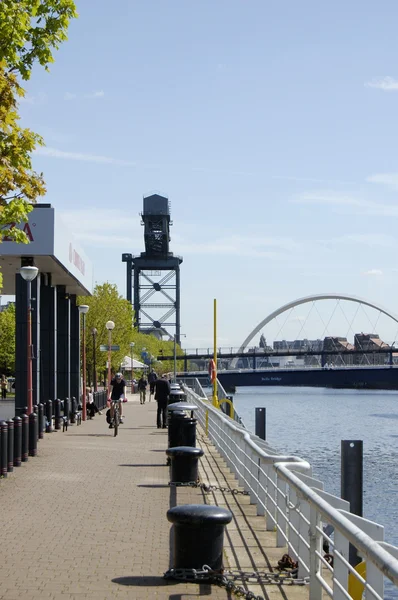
<box><xmin>309</xmin><ymin>504</ymin><xmax>323</xmax><ymax>600</ymax></box>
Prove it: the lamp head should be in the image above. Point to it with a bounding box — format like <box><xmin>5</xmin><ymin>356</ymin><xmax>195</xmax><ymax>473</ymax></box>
<box><xmin>106</xmin><ymin>320</ymin><xmax>115</xmax><ymax>331</ymax></box>
<box><xmin>92</xmin><ymin>327</ymin><xmax>98</xmax><ymax>336</ymax></box>
<box><xmin>19</xmin><ymin>266</ymin><xmax>39</xmax><ymax>282</ymax></box>
<box><xmin>78</xmin><ymin>304</ymin><xmax>89</xmax><ymax>315</ymax></box>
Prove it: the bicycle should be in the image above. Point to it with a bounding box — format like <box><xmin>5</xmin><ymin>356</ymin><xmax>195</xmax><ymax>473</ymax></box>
<box><xmin>111</xmin><ymin>399</ymin><xmax>120</xmax><ymax>437</ymax></box>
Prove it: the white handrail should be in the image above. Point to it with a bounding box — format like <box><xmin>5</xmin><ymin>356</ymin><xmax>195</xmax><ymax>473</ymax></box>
<box><xmin>184</xmin><ymin>381</ymin><xmax>398</xmax><ymax>599</ymax></box>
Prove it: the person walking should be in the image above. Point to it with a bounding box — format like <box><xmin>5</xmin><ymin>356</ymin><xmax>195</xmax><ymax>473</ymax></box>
<box><xmin>148</xmin><ymin>369</ymin><xmax>158</xmax><ymax>401</ymax></box>
<box><xmin>154</xmin><ymin>374</ymin><xmax>170</xmax><ymax>428</ymax></box>
<box><xmin>86</xmin><ymin>387</ymin><xmax>102</xmax><ymax>418</ymax></box>
<box><xmin>1</xmin><ymin>375</ymin><xmax>7</xmax><ymax>400</ymax></box>
<box><xmin>138</xmin><ymin>374</ymin><xmax>148</xmax><ymax>404</ymax></box>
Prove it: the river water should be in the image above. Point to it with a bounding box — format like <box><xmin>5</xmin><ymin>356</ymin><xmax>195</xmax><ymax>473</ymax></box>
<box><xmin>232</xmin><ymin>386</ymin><xmax>398</xmax><ymax>547</ymax></box>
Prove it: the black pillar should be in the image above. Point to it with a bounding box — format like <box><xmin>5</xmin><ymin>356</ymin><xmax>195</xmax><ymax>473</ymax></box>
<box><xmin>32</xmin><ymin>275</ymin><xmax>40</xmax><ymax>407</ymax></box>
<box><xmin>70</xmin><ymin>295</ymin><xmax>79</xmax><ymax>401</ymax></box>
<box><xmin>39</xmin><ymin>275</ymin><xmax>56</xmax><ymax>405</ymax></box>
<box><xmin>56</xmin><ymin>286</ymin><xmax>69</xmax><ymax>400</ymax></box>
<box><xmin>15</xmin><ymin>274</ymin><xmax>28</xmax><ymax>416</ymax></box>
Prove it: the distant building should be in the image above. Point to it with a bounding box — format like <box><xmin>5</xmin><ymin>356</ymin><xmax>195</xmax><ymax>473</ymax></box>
<box><xmin>354</xmin><ymin>333</ymin><xmax>390</xmax><ymax>366</ymax></box>
<box><xmin>323</xmin><ymin>337</ymin><xmax>354</xmax><ymax>366</ymax></box>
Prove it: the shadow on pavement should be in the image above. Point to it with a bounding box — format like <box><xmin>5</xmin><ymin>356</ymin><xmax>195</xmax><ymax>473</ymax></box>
<box><xmin>112</xmin><ymin>575</ymin><xmax>170</xmax><ymax>587</ymax></box>
<box><xmin>119</xmin><ymin>463</ymin><xmax>166</xmax><ymax>467</ymax></box>
<box><xmin>66</xmin><ymin>433</ymin><xmax>111</xmax><ymax>438</ymax></box>
<box><xmin>137</xmin><ymin>484</ymin><xmax>169</xmax><ymax>488</ymax></box>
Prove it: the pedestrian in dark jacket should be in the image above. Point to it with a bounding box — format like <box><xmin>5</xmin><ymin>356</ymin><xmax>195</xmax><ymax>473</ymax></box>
<box><xmin>154</xmin><ymin>375</ymin><xmax>170</xmax><ymax>428</ymax></box>
<box><xmin>138</xmin><ymin>375</ymin><xmax>148</xmax><ymax>404</ymax></box>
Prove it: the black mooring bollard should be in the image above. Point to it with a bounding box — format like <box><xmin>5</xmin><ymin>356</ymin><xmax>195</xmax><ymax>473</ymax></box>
<box><xmin>166</xmin><ymin>446</ymin><xmax>204</xmax><ymax>483</ymax></box>
<box><xmin>255</xmin><ymin>407</ymin><xmax>266</xmax><ymax>440</ymax></box>
<box><xmin>167</xmin><ymin>504</ymin><xmax>232</xmax><ymax>570</ymax></box>
<box><xmin>21</xmin><ymin>413</ymin><xmax>29</xmax><ymax>462</ymax></box>
<box><xmin>64</xmin><ymin>398</ymin><xmax>70</xmax><ymax>424</ymax></box>
<box><xmin>70</xmin><ymin>397</ymin><xmax>77</xmax><ymax>424</ymax></box>
<box><xmin>38</xmin><ymin>403</ymin><xmax>44</xmax><ymax>439</ymax></box>
<box><xmin>341</xmin><ymin>440</ymin><xmax>363</xmax><ymax>567</ymax></box>
<box><xmin>54</xmin><ymin>399</ymin><xmax>62</xmax><ymax>430</ymax></box>
<box><xmin>7</xmin><ymin>419</ymin><xmax>14</xmax><ymax>473</ymax></box>
<box><xmin>0</xmin><ymin>421</ymin><xmax>8</xmax><ymax>477</ymax></box>
<box><xmin>33</xmin><ymin>405</ymin><xmax>39</xmax><ymax>440</ymax></box>
<box><xmin>13</xmin><ymin>416</ymin><xmax>22</xmax><ymax>467</ymax></box>
<box><xmin>46</xmin><ymin>400</ymin><xmax>53</xmax><ymax>433</ymax></box>
<box><xmin>29</xmin><ymin>412</ymin><xmax>38</xmax><ymax>457</ymax></box>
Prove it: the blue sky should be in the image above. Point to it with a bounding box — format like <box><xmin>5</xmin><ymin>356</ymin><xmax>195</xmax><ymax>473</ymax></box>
<box><xmin>13</xmin><ymin>0</ymin><xmax>398</xmax><ymax>348</ymax></box>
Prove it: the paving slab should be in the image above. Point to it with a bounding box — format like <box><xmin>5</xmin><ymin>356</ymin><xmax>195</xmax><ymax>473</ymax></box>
<box><xmin>0</xmin><ymin>396</ymin><xmax>308</xmax><ymax>600</ymax></box>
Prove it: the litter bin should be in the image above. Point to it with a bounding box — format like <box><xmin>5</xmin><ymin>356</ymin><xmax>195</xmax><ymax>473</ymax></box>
<box><xmin>168</xmin><ymin>416</ymin><xmax>197</xmax><ymax>448</ymax></box>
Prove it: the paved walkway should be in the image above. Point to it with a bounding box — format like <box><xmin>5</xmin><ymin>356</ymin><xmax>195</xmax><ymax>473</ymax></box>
<box><xmin>0</xmin><ymin>396</ymin><xmax>309</xmax><ymax>600</ymax></box>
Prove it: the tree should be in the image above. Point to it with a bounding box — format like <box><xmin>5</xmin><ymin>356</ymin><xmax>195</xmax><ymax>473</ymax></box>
<box><xmin>0</xmin><ymin>303</ymin><xmax>16</xmax><ymax>374</ymax></box>
<box><xmin>0</xmin><ymin>1</ymin><xmax>77</xmax><ymax>287</ymax></box>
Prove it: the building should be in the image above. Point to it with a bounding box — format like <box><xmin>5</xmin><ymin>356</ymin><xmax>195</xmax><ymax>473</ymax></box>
<box><xmin>354</xmin><ymin>333</ymin><xmax>390</xmax><ymax>366</ymax></box>
<box><xmin>323</xmin><ymin>337</ymin><xmax>354</xmax><ymax>366</ymax></box>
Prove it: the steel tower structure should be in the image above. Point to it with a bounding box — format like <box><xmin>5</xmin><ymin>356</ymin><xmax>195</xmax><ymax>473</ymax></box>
<box><xmin>122</xmin><ymin>194</ymin><xmax>183</xmax><ymax>343</ymax></box>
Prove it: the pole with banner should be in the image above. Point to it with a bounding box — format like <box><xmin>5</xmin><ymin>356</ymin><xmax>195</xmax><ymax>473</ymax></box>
<box><xmin>212</xmin><ymin>298</ymin><xmax>218</xmax><ymax>408</ymax></box>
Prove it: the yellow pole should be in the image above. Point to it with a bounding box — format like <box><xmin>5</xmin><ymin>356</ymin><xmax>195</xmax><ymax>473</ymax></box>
<box><xmin>213</xmin><ymin>298</ymin><xmax>218</xmax><ymax>408</ymax></box>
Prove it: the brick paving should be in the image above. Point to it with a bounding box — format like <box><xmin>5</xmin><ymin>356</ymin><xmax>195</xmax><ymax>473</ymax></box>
<box><xmin>0</xmin><ymin>397</ymin><xmax>308</xmax><ymax>600</ymax></box>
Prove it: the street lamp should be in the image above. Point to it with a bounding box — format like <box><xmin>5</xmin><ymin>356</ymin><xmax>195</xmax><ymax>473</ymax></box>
<box><xmin>130</xmin><ymin>342</ymin><xmax>135</xmax><ymax>393</ymax></box>
<box><xmin>20</xmin><ymin>265</ymin><xmax>39</xmax><ymax>415</ymax></box>
<box><xmin>92</xmin><ymin>328</ymin><xmax>98</xmax><ymax>392</ymax></box>
<box><xmin>105</xmin><ymin>320</ymin><xmax>115</xmax><ymax>397</ymax></box>
<box><xmin>78</xmin><ymin>305</ymin><xmax>89</xmax><ymax>421</ymax></box>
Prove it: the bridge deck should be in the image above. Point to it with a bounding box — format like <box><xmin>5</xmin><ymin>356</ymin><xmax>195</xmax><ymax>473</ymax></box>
<box><xmin>0</xmin><ymin>398</ymin><xmax>308</xmax><ymax>600</ymax></box>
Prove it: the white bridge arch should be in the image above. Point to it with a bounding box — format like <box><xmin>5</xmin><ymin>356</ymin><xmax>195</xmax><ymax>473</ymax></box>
<box><xmin>236</xmin><ymin>293</ymin><xmax>398</xmax><ymax>359</ymax></box>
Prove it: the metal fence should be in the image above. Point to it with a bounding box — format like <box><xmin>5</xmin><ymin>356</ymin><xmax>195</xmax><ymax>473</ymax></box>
<box><xmin>183</xmin><ymin>379</ymin><xmax>398</xmax><ymax>600</ymax></box>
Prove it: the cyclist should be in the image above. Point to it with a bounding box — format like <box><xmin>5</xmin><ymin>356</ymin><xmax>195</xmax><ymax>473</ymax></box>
<box><xmin>108</xmin><ymin>372</ymin><xmax>126</xmax><ymax>428</ymax></box>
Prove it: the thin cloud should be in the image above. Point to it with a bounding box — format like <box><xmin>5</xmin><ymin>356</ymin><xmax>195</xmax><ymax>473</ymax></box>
<box><xmin>336</xmin><ymin>234</ymin><xmax>396</xmax><ymax>248</ymax></box>
<box><xmin>84</xmin><ymin>90</ymin><xmax>105</xmax><ymax>99</ymax></box>
<box><xmin>19</xmin><ymin>92</ymin><xmax>47</xmax><ymax>104</ymax></box>
<box><xmin>367</xmin><ymin>173</ymin><xmax>398</xmax><ymax>190</ymax></box>
<box><xmin>292</xmin><ymin>191</ymin><xmax>398</xmax><ymax>216</ymax></box>
<box><xmin>64</xmin><ymin>92</ymin><xmax>77</xmax><ymax>100</ymax></box>
<box><xmin>365</xmin><ymin>77</ymin><xmax>398</xmax><ymax>91</ymax></box>
<box><xmin>34</xmin><ymin>146</ymin><xmax>135</xmax><ymax>166</ymax></box>
<box><xmin>363</xmin><ymin>269</ymin><xmax>383</xmax><ymax>276</ymax></box>
<box><xmin>272</xmin><ymin>175</ymin><xmax>355</xmax><ymax>185</ymax></box>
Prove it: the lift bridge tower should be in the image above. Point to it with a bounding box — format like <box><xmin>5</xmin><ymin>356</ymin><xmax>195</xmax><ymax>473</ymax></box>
<box><xmin>122</xmin><ymin>194</ymin><xmax>183</xmax><ymax>344</ymax></box>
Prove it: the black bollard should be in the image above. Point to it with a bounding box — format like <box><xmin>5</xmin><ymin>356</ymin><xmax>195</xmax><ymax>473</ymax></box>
<box><xmin>38</xmin><ymin>404</ymin><xmax>44</xmax><ymax>439</ymax></box>
<box><xmin>70</xmin><ymin>397</ymin><xmax>77</xmax><ymax>424</ymax></box>
<box><xmin>166</xmin><ymin>446</ymin><xmax>204</xmax><ymax>483</ymax></box>
<box><xmin>33</xmin><ymin>405</ymin><xmax>39</xmax><ymax>440</ymax></box>
<box><xmin>46</xmin><ymin>400</ymin><xmax>53</xmax><ymax>433</ymax></box>
<box><xmin>255</xmin><ymin>407</ymin><xmax>266</xmax><ymax>440</ymax></box>
<box><xmin>13</xmin><ymin>416</ymin><xmax>22</xmax><ymax>467</ymax></box>
<box><xmin>64</xmin><ymin>398</ymin><xmax>70</xmax><ymax>424</ymax></box>
<box><xmin>28</xmin><ymin>412</ymin><xmax>38</xmax><ymax>457</ymax></box>
<box><xmin>167</xmin><ymin>505</ymin><xmax>232</xmax><ymax>570</ymax></box>
<box><xmin>341</xmin><ymin>440</ymin><xmax>363</xmax><ymax>567</ymax></box>
<box><xmin>7</xmin><ymin>419</ymin><xmax>14</xmax><ymax>473</ymax></box>
<box><xmin>21</xmin><ymin>413</ymin><xmax>29</xmax><ymax>462</ymax></box>
<box><xmin>0</xmin><ymin>421</ymin><xmax>8</xmax><ymax>477</ymax></box>
<box><xmin>54</xmin><ymin>399</ymin><xmax>62</xmax><ymax>430</ymax></box>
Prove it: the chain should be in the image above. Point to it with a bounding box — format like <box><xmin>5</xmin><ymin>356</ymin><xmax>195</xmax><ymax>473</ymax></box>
<box><xmin>164</xmin><ymin>565</ymin><xmax>309</xmax><ymax>599</ymax></box>
<box><xmin>168</xmin><ymin>481</ymin><xmax>249</xmax><ymax>495</ymax></box>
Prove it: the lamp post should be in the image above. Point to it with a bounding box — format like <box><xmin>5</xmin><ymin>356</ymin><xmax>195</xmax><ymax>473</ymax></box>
<box><xmin>20</xmin><ymin>266</ymin><xmax>39</xmax><ymax>415</ymax></box>
<box><xmin>78</xmin><ymin>305</ymin><xmax>89</xmax><ymax>421</ymax></box>
<box><xmin>105</xmin><ymin>320</ymin><xmax>115</xmax><ymax>398</ymax></box>
<box><xmin>92</xmin><ymin>328</ymin><xmax>98</xmax><ymax>392</ymax></box>
<box><xmin>130</xmin><ymin>342</ymin><xmax>135</xmax><ymax>393</ymax></box>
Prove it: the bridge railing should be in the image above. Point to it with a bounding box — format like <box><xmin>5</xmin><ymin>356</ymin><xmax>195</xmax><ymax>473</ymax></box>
<box><xmin>183</xmin><ymin>381</ymin><xmax>398</xmax><ymax>600</ymax></box>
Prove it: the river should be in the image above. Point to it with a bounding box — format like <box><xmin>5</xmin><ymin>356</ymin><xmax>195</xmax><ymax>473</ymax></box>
<box><xmin>232</xmin><ymin>386</ymin><xmax>398</xmax><ymax>546</ymax></box>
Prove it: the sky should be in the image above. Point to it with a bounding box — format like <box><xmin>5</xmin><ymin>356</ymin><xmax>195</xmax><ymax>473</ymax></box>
<box><xmin>11</xmin><ymin>0</ymin><xmax>398</xmax><ymax>349</ymax></box>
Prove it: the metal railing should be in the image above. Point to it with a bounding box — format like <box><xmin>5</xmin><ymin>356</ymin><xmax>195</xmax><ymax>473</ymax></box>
<box><xmin>183</xmin><ymin>379</ymin><xmax>398</xmax><ymax>600</ymax></box>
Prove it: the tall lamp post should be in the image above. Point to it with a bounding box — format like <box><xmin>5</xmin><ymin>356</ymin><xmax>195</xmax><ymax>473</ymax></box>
<box><xmin>78</xmin><ymin>305</ymin><xmax>89</xmax><ymax>421</ymax></box>
<box><xmin>105</xmin><ymin>320</ymin><xmax>115</xmax><ymax>398</ymax></box>
<box><xmin>130</xmin><ymin>342</ymin><xmax>135</xmax><ymax>393</ymax></box>
<box><xmin>92</xmin><ymin>328</ymin><xmax>98</xmax><ymax>392</ymax></box>
<box><xmin>20</xmin><ymin>265</ymin><xmax>39</xmax><ymax>415</ymax></box>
